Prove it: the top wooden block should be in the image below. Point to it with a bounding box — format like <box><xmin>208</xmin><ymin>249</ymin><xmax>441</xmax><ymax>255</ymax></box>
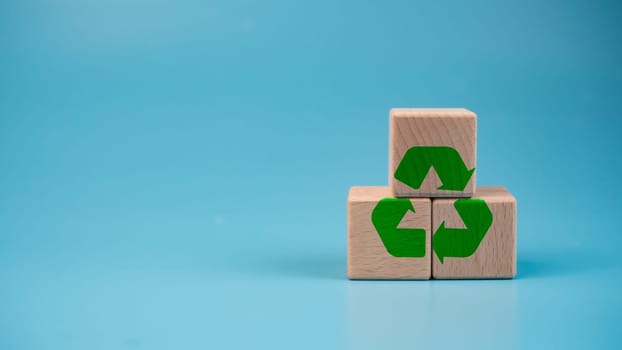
<box><xmin>389</xmin><ymin>108</ymin><xmax>477</xmax><ymax>198</ymax></box>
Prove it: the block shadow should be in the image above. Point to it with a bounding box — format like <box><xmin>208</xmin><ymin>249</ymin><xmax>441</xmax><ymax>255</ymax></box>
<box><xmin>517</xmin><ymin>251</ymin><xmax>605</xmax><ymax>280</ymax></box>
<box><xmin>241</xmin><ymin>253</ymin><xmax>346</xmax><ymax>280</ymax></box>
<box><xmin>237</xmin><ymin>248</ymin><xmax>600</xmax><ymax>281</ymax></box>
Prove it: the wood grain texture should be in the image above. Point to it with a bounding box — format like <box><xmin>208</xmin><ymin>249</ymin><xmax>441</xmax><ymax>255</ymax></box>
<box><xmin>347</xmin><ymin>186</ymin><xmax>431</xmax><ymax>279</ymax></box>
<box><xmin>432</xmin><ymin>186</ymin><xmax>516</xmax><ymax>279</ymax></box>
<box><xmin>389</xmin><ymin>108</ymin><xmax>476</xmax><ymax>197</ymax></box>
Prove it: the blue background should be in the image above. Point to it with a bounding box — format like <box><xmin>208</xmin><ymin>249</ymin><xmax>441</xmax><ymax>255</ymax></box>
<box><xmin>1</xmin><ymin>0</ymin><xmax>621</xmax><ymax>349</ymax></box>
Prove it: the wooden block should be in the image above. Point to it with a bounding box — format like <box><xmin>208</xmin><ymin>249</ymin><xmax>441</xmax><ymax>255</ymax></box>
<box><xmin>432</xmin><ymin>186</ymin><xmax>516</xmax><ymax>279</ymax></box>
<box><xmin>347</xmin><ymin>186</ymin><xmax>431</xmax><ymax>279</ymax></box>
<box><xmin>389</xmin><ymin>108</ymin><xmax>477</xmax><ymax>197</ymax></box>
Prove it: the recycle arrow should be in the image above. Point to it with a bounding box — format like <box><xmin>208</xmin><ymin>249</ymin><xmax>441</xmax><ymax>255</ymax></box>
<box><xmin>371</xmin><ymin>198</ymin><xmax>426</xmax><ymax>258</ymax></box>
<box><xmin>433</xmin><ymin>198</ymin><xmax>493</xmax><ymax>263</ymax></box>
<box><xmin>394</xmin><ymin>146</ymin><xmax>475</xmax><ymax>191</ymax></box>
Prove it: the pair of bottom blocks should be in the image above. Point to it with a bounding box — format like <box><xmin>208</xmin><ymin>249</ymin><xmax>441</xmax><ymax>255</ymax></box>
<box><xmin>347</xmin><ymin>186</ymin><xmax>516</xmax><ymax>279</ymax></box>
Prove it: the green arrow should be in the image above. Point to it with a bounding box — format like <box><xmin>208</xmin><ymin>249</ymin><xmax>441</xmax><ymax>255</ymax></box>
<box><xmin>371</xmin><ymin>198</ymin><xmax>426</xmax><ymax>257</ymax></box>
<box><xmin>394</xmin><ymin>146</ymin><xmax>475</xmax><ymax>191</ymax></box>
<box><xmin>433</xmin><ymin>198</ymin><xmax>493</xmax><ymax>263</ymax></box>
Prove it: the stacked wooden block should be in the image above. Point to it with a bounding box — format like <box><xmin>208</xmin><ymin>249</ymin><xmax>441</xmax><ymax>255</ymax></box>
<box><xmin>347</xmin><ymin>109</ymin><xmax>517</xmax><ymax>279</ymax></box>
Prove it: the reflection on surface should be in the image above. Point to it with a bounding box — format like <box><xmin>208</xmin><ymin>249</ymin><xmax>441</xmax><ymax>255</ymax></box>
<box><xmin>347</xmin><ymin>280</ymin><xmax>517</xmax><ymax>349</ymax></box>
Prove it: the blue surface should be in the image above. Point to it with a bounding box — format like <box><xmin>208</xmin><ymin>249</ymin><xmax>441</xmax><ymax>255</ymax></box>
<box><xmin>1</xmin><ymin>1</ymin><xmax>621</xmax><ymax>349</ymax></box>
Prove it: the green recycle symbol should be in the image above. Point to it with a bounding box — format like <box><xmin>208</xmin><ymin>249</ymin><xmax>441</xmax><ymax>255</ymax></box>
<box><xmin>371</xmin><ymin>198</ymin><xmax>427</xmax><ymax>258</ymax></box>
<box><xmin>371</xmin><ymin>198</ymin><xmax>493</xmax><ymax>263</ymax></box>
<box><xmin>394</xmin><ymin>146</ymin><xmax>475</xmax><ymax>191</ymax></box>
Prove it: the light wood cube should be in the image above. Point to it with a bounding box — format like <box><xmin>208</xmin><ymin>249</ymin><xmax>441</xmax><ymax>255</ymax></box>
<box><xmin>390</xmin><ymin>108</ymin><xmax>477</xmax><ymax>198</ymax></box>
<box><xmin>432</xmin><ymin>186</ymin><xmax>516</xmax><ymax>279</ymax></box>
<box><xmin>347</xmin><ymin>186</ymin><xmax>431</xmax><ymax>279</ymax></box>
